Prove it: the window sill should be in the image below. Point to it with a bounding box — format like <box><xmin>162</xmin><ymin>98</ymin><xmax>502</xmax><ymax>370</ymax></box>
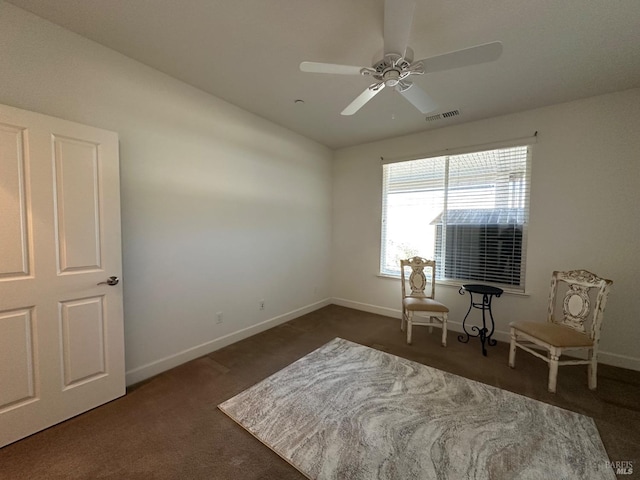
<box><xmin>376</xmin><ymin>273</ymin><xmax>530</xmax><ymax>297</ymax></box>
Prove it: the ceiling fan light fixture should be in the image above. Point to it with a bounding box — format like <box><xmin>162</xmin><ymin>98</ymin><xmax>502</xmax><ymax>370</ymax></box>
<box><xmin>383</xmin><ymin>69</ymin><xmax>401</xmax><ymax>87</ymax></box>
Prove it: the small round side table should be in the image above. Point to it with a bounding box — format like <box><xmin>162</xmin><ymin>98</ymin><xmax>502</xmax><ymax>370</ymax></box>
<box><xmin>457</xmin><ymin>284</ymin><xmax>503</xmax><ymax>356</ymax></box>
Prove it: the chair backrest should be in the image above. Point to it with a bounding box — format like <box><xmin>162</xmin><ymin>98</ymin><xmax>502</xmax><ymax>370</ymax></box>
<box><xmin>547</xmin><ymin>270</ymin><xmax>613</xmax><ymax>342</ymax></box>
<box><xmin>400</xmin><ymin>257</ymin><xmax>436</xmax><ymax>300</ymax></box>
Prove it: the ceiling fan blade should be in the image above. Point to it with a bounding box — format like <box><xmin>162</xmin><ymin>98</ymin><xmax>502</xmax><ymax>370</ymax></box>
<box><xmin>417</xmin><ymin>41</ymin><xmax>503</xmax><ymax>74</ymax></box>
<box><xmin>300</xmin><ymin>61</ymin><xmax>366</xmax><ymax>75</ymax></box>
<box><xmin>384</xmin><ymin>0</ymin><xmax>416</xmax><ymax>57</ymax></box>
<box><xmin>397</xmin><ymin>82</ymin><xmax>438</xmax><ymax>114</ymax></box>
<box><xmin>341</xmin><ymin>84</ymin><xmax>386</xmax><ymax>116</ymax></box>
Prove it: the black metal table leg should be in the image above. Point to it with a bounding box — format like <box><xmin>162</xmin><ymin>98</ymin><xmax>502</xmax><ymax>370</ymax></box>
<box><xmin>457</xmin><ymin>284</ymin><xmax>503</xmax><ymax>356</ymax></box>
<box><xmin>457</xmin><ymin>286</ymin><xmax>474</xmax><ymax>344</ymax></box>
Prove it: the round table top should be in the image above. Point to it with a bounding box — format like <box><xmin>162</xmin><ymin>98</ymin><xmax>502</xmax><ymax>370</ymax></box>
<box><xmin>462</xmin><ymin>284</ymin><xmax>504</xmax><ymax>295</ymax></box>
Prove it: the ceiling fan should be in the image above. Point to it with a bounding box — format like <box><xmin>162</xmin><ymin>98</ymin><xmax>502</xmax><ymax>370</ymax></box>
<box><xmin>299</xmin><ymin>0</ymin><xmax>503</xmax><ymax>116</ymax></box>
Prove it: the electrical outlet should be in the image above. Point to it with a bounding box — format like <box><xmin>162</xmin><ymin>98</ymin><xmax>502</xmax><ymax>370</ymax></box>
<box><xmin>259</xmin><ymin>300</ymin><xmax>265</xmax><ymax>310</ymax></box>
<box><xmin>216</xmin><ymin>311</ymin><xmax>223</xmax><ymax>324</ymax></box>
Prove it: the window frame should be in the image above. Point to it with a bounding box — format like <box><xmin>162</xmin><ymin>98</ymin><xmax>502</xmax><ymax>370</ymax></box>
<box><xmin>379</xmin><ymin>137</ymin><xmax>534</xmax><ymax>292</ymax></box>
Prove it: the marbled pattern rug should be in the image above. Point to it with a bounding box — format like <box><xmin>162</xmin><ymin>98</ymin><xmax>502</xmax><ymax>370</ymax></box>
<box><xmin>218</xmin><ymin>338</ymin><xmax>614</xmax><ymax>480</ymax></box>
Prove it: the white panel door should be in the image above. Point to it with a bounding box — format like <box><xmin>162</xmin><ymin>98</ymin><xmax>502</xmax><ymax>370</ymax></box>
<box><xmin>0</xmin><ymin>103</ymin><xmax>124</xmax><ymax>448</ymax></box>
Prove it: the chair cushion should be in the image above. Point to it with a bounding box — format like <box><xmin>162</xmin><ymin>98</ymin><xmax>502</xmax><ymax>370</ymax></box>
<box><xmin>510</xmin><ymin>321</ymin><xmax>593</xmax><ymax>348</ymax></box>
<box><xmin>403</xmin><ymin>297</ymin><xmax>449</xmax><ymax>313</ymax></box>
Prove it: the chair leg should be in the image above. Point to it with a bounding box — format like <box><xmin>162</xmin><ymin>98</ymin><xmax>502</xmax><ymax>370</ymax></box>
<box><xmin>441</xmin><ymin>313</ymin><xmax>447</xmax><ymax>347</ymax></box>
<box><xmin>401</xmin><ymin>310</ymin><xmax>406</xmax><ymax>332</ymax></box>
<box><xmin>508</xmin><ymin>329</ymin><xmax>517</xmax><ymax>368</ymax></box>
<box><xmin>588</xmin><ymin>349</ymin><xmax>598</xmax><ymax>390</ymax></box>
<box><xmin>548</xmin><ymin>348</ymin><xmax>560</xmax><ymax>393</ymax></box>
<box><xmin>407</xmin><ymin>312</ymin><xmax>413</xmax><ymax>345</ymax></box>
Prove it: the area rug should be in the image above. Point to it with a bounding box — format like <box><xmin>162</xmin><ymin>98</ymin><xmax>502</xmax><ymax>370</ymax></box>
<box><xmin>218</xmin><ymin>338</ymin><xmax>614</xmax><ymax>479</ymax></box>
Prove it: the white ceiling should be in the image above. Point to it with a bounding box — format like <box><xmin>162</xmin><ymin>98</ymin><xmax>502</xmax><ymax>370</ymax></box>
<box><xmin>7</xmin><ymin>0</ymin><xmax>640</xmax><ymax>149</ymax></box>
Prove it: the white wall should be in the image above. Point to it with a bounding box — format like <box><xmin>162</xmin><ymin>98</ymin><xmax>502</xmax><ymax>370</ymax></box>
<box><xmin>0</xmin><ymin>3</ymin><xmax>333</xmax><ymax>384</ymax></box>
<box><xmin>332</xmin><ymin>88</ymin><xmax>640</xmax><ymax>370</ymax></box>
<box><xmin>2</xmin><ymin>2</ymin><xmax>638</xmax><ymax>380</ymax></box>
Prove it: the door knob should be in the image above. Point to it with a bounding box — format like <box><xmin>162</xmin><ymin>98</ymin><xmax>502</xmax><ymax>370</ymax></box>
<box><xmin>97</xmin><ymin>276</ymin><xmax>119</xmax><ymax>286</ymax></box>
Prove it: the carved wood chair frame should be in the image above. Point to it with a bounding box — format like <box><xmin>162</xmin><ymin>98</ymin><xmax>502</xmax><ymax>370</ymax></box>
<box><xmin>509</xmin><ymin>269</ymin><xmax>612</xmax><ymax>393</ymax></box>
<box><xmin>400</xmin><ymin>256</ymin><xmax>449</xmax><ymax>346</ymax></box>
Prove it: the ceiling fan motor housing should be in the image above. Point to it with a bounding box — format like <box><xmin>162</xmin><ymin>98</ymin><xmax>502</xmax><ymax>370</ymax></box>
<box><xmin>369</xmin><ymin>50</ymin><xmax>423</xmax><ymax>87</ymax></box>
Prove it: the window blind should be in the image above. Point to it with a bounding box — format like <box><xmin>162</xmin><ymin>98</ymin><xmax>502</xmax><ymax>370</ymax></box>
<box><xmin>380</xmin><ymin>145</ymin><xmax>531</xmax><ymax>290</ymax></box>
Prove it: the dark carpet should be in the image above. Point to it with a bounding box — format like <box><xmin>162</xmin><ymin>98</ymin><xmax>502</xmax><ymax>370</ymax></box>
<box><xmin>1</xmin><ymin>305</ymin><xmax>638</xmax><ymax>479</ymax></box>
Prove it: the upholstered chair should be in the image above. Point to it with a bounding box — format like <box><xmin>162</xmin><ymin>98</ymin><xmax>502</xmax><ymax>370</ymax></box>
<box><xmin>509</xmin><ymin>270</ymin><xmax>612</xmax><ymax>393</ymax></box>
<box><xmin>400</xmin><ymin>257</ymin><xmax>449</xmax><ymax>346</ymax></box>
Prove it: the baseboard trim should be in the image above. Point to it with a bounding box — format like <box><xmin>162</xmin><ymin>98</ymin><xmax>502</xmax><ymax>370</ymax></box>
<box><xmin>331</xmin><ymin>297</ymin><xmax>402</xmax><ymax>319</ymax></box>
<box><xmin>125</xmin><ymin>298</ymin><xmax>332</xmax><ymax>386</ymax></box>
<box><xmin>125</xmin><ymin>297</ymin><xmax>639</xmax><ymax>385</ymax></box>
<box><xmin>598</xmin><ymin>351</ymin><xmax>640</xmax><ymax>371</ymax></box>
<box><xmin>331</xmin><ymin>298</ymin><xmax>640</xmax><ymax>372</ymax></box>
<box><xmin>331</xmin><ymin>297</ymin><xmax>513</xmax><ymax>339</ymax></box>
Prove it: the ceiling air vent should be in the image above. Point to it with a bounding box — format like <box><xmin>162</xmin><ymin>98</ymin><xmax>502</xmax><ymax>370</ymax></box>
<box><xmin>425</xmin><ymin>110</ymin><xmax>461</xmax><ymax>122</ymax></box>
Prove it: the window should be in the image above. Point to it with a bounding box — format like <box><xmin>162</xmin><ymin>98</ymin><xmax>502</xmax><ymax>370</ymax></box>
<box><xmin>380</xmin><ymin>144</ymin><xmax>531</xmax><ymax>290</ymax></box>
